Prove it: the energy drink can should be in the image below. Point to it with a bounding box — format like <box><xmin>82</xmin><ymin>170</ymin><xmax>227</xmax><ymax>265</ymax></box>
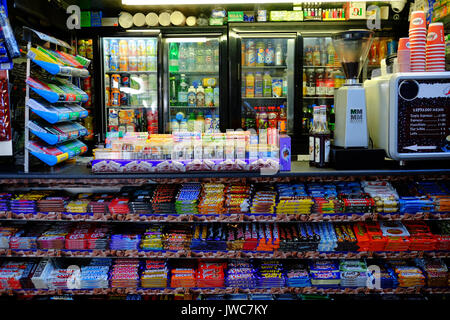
<box><xmin>111</xmin><ymin>74</ymin><xmax>121</xmax><ymax>89</ymax></box>
<box><xmin>110</xmin><ymin>39</ymin><xmax>119</xmax><ymax>56</ymax></box>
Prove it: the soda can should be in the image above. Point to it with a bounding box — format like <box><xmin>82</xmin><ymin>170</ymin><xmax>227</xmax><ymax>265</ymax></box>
<box><xmin>103</xmin><ymin>39</ymin><xmax>110</xmax><ymax>55</ymax></box>
<box><xmin>111</xmin><ymin>88</ymin><xmax>120</xmax><ymax>107</ymax></box>
<box><xmin>120</xmin><ymin>91</ymin><xmax>129</xmax><ymax>106</ymax></box>
<box><xmin>119</xmin><ymin>39</ymin><xmax>128</xmax><ymax>57</ymax></box>
<box><xmin>105</xmin><ymin>74</ymin><xmax>110</xmax><ymax>91</ymax></box>
<box><xmin>111</xmin><ymin>74</ymin><xmax>121</xmax><ymax>89</ymax></box>
<box><xmin>387</xmin><ymin>40</ymin><xmax>398</xmax><ymax>55</ymax></box>
<box><xmin>110</xmin><ymin>56</ymin><xmax>119</xmax><ymax>72</ymax></box>
<box><xmin>137</xmin><ymin>39</ymin><xmax>146</xmax><ymax>56</ymax></box>
<box><xmin>129</xmin><ymin>56</ymin><xmax>138</xmax><ymax>71</ymax></box>
<box><xmin>119</xmin><ymin>56</ymin><xmax>128</xmax><ymax>71</ymax></box>
<box><xmin>137</xmin><ymin>55</ymin><xmax>146</xmax><ymax>71</ymax></box>
<box><xmin>121</xmin><ymin>73</ymin><xmax>130</xmax><ymax>88</ymax></box>
<box><xmin>105</xmin><ymin>88</ymin><xmax>110</xmax><ymax>106</ymax></box>
<box><xmin>146</xmin><ymin>39</ymin><xmax>156</xmax><ymax>56</ymax></box>
<box><xmin>104</xmin><ymin>55</ymin><xmax>110</xmax><ymax>72</ymax></box>
<box><xmin>128</xmin><ymin>40</ymin><xmax>137</xmax><ymax>56</ymax></box>
<box><xmin>110</xmin><ymin>39</ymin><xmax>119</xmax><ymax>56</ymax></box>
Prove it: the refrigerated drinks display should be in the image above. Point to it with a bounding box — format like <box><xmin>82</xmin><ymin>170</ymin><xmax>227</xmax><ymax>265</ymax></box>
<box><xmin>102</xmin><ymin>37</ymin><xmax>159</xmax><ymax>135</ymax></box>
<box><xmin>164</xmin><ymin>38</ymin><xmax>221</xmax><ymax>133</ymax></box>
<box><xmin>302</xmin><ymin>37</ymin><xmax>341</xmax><ymax>137</ymax></box>
<box><xmin>240</xmin><ymin>37</ymin><xmax>295</xmax><ymax>136</ymax></box>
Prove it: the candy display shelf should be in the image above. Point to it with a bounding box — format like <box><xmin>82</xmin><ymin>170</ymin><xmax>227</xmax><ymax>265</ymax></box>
<box><xmin>0</xmin><ymin>287</ymin><xmax>449</xmax><ymax>296</ymax></box>
<box><xmin>23</xmin><ymin>27</ymin><xmax>90</xmax><ymax>172</ymax></box>
<box><xmin>0</xmin><ymin>249</ymin><xmax>448</xmax><ymax>260</ymax></box>
<box><xmin>0</xmin><ymin>212</ymin><xmax>449</xmax><ymax>223</ymax></box>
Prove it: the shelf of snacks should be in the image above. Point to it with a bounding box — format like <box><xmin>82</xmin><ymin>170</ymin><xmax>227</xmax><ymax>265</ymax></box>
<box><xmin>26</xmin><ymin>77</ymin><xmax>89</xmax><ymax>104</ymax></box>
<box><xmin>27</xmin><ymin>99</ymin><xmax>88</xmax><ymax>124</ymax></box>
<box><xmin>26</xmin><ymin>140</ymin><xmax>88</xmax><ymax>166</ymax></box>
<box><xmin>0</xmin><ymin>258</ymin><xmax>448</xmax><ymax>294</ymax></box>
<box><xmin>27</xmin><ymin>120</ymin><xmax>88</xmax><ymax>145</ymax></box>
<box><xmin>27</xmin><ymin>49</ymin><xmax>89</xmax><ymax>78</ymax></box>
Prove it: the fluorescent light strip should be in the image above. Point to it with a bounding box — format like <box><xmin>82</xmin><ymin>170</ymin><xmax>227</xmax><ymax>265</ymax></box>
<box><xmin>123</xmin><ymin>0</ymin><xmax>397</xmax><ymax>4</ymax></box>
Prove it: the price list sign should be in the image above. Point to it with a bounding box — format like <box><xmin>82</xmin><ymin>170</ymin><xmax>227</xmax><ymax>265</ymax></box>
<box><xmin>397</xmin><ymin>79</ymin><xmax>450</xmax><ymax>155</ymax></box>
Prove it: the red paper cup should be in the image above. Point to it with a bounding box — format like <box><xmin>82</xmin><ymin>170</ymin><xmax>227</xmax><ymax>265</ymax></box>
<box><xmin>398</xmin><ymin>38</ymin><xmax>410</xmax><ymax>50</ymax></box>
<box><xmin>427</xmin><ymin>22</ymin><xmax>445</xmax><ymax>45</ymax></box>
<box><xmin>426</xmin><ymin>44</ymin><xmax>446</xmax><ymax>47</ymax></box>
<box><xmin>409</xmin><ymin>11</ymin><xmax>426</xmax><ymax>29</ymax></box>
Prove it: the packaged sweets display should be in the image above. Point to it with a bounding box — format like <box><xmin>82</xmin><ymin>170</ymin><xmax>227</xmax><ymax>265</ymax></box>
<box><xmin>110</xmin><ymin>259</ymin><xmax>140</xmax><ymax>288</ymax></box>
<box><xmin>309</xmin><ymin>260</ymin><xmax>340</xmax><ymax>287</ymax></box>
<box><xmin>141</xmin><ymin>259</ymin><xmax>168</xmax><ymax>288</ymax></box>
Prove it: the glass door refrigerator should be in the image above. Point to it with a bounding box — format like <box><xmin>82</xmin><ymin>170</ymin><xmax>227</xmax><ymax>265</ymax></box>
<box><xmin>161</xmin><ymin>31</ymin><xmax>227</xmax><ymax>134</ymax></box>
<box><xmin>100</xmin><ymin>35</ymin><xmax>159</xmax><ymax>140</ymax></box>
<box><xmin>228</xmin><ymin>26</ymin><xmax>301</xmax><ymax>152</ymax></box>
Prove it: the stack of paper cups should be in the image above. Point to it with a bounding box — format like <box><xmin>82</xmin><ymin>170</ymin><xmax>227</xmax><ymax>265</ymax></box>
<box><xmin>409</xmin><ymin>11</ymin><xmax>427</xmax><ymax>72</ymax></box>
<box><xmin>426</xmin><ymin>22</ymin><xmax>446</xmax><ymax>72</ymax></box>
<box><xmin>397</xmin><ymin>38</ymin><xmax>410</xmax><ymax>72</ymax></box>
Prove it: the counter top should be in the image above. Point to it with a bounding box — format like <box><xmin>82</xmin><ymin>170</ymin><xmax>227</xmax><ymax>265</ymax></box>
<box><xmin>0</xmin><ymin>159</ymin><xmax>449</xmax><ymax>180</ymax></box>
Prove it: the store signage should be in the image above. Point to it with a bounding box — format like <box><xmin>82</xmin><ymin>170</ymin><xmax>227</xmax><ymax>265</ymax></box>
<box><xmin>66</xmin><ymin>5</ymin><xmax>81</xmax><ymax>30</ymax></box>
<box><xmin>397</xmin><ymin>79</ymin><xmax>450</xmax><ymax>154</ymax></box>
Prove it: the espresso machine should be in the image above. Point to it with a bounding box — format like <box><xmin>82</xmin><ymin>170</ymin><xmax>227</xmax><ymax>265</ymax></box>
<box><xmin>330</xmin><ymin>30</ymin><xmax>386</xmax><ymax>168</ymax></box>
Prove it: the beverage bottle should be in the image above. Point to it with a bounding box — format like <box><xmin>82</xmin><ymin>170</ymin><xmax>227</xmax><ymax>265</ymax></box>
<box><xmin>171</xmin><ymin>118</ymin><xmax>180</xmax><ymax>133</ymax></box>
<box><xmin>119</xmin><ymin>40</ymin><xmax>128</xmax><ymax>58</ymax></box>
<box><xmin>268</xmin><ymin>106</ymin><xmax>277</xmax><ymax>129</ymax></box>
<box><xmin>169</xmin><ymin>75</ymin><xmax>177</xmax><ymax>105</ymax></box>
<box><xmin>254</xmin><ymin>106</ymin><xmax>260</xmax><ymax>131</ymax></box>
<box><xmin>213</xmin><ymin>42</ymin><xmax>219</xmax><ymax>72</ymax></box>
<box><xmin>275</xmin><ymin>42</ymin><xmax>283</xmax><ymax>66</ymax></box>
<box><xmin>379</xmin><ymin>39</ymin><xmax>387</xmax><ymax>61</ymax></box>
<box><xmin>306</xmin><ymin>68</ymin><xmax>316</xmax><ymax>96</ymax></box>
<box><xmin>315</xmin><ymin>105</ymin><xmax>331</xmax><ymax>168</ymax></box>
<box><xmin>179</xmin><ymin>43</ymin><xmax>187</xmax><ymax>72</ymax></box>
<box><xmin>205</xmin><ymin>114</ymin><xmax>213</xmax><ymax>133</ymax></box>
<box><xmin>204</xmin><ymin>41</ymin><xmax>213</xmax><ymax>72</ymax></box>
<box><xmin>245</xmin><ymin>72</ymin><xmax>255</xmax><ymax>98</ymax></box>
<box><xmin>256</xmin><ymin>41</ymin><xmax>265</xmax><ymax>67</ymax></box>
<box><xmin>327</xmin><ymin>42</ymin><xmax>335</xmax><ymax>67</ymax></box>
<box><xmin>169</xmin><ymin>42</ymin><xmax>179</xmax><ymax>72</ymax></box>
<box><xmin>105</xmin><ymin>74</ymin><xmax>110</xmax><ymax>106</ymax></box>
<box><xmin>263</xmin><ymin>72</ymin><xmax>272</xmax><ymax>97</ymax></box>
<box><xmin>213</xmin><ymin>87</ymin><xmax>220</xmax><ymax>107</ymax></box>
<box><xmin>309</xmin><ymin>105</ymin><xmax>319</xmax><ymax>166</ymax></box>
<box><xmin>178</xmin><ymin>74</ymin><xmax>189</xmax><ymax>106</ymax></box>
<box><xmin>282</xmin><ymin>73</ymin><xmax>288</xmax><ymax>97</ymax></box>
<box><xmin>179</xmin><ymin>119</ymin><xmax>188</xmax><ymax>132</ymax></box>
<box><xmin>315</xmin><ymin>68</ymin><xmax>325</xmax><ymax>96</ymax></box>
<box><xmin>205</xmin><ymin>86</ymin><xmax>214</xmax><ymax>106</ymax></box>
<box><xmin>195</xmin><ymin>112</ymin><xmax>205</xmax><ymax>132</ymax></box>
<box><xmin>329</xmin><ymin>104</ymin><xmax>335</xmax><ymax>134</ymax></box>
<box><xmin>241</xmin><ymin>107</ymin><xmax>247</xmax><ymax>129</ymax></box>
<box><xmin>84</xmin><ymin>111</ymin><xmax>94</xmax><ymax>141</ymax></box>
<box><xmin>321</xmin><ymin>44</ymin><xmax>328</xmax><ymax>66</ymax></box>
<box><xmin>187</xmin><ymin>112</ymin><xmax>196</xmax><ymax>132</ymax></box>
<box><xmin>370</xmin><ymin>39</ymin><xmax>378</xmax><ymax>65</ymax></box>
<box><xmin>265</xmin><ymin>40</ymin><xmax>275</xmax><ymax>66</ymax></box>
<box><xmin>313</xmin><ymin>45</ymin><xmax>321</xmax><ymax>66</ymax></box>
<box><xmin>278</xmin><ymin>105</ymin><xmax>287</xmax><ymax>134</ymax></box>
<box><xmin>305</xmin><ymin>45</ymin><xmax>313</xmax><ymax>66</ymax></box>
<box><xmin>247</xmin><ymin>41</ymin><xmax>256</xmax><ymax>67</ymax></box>
<box><xmin>246</xmin><ymin>107</ymin><xmax>256</xmax><ymax>130</ymax></box>
<box><xmin>196</xmin><ymin>85</ymin><xmax>205</xmax><ymax>107</ymax></box>
<box><xmin>241</xmin><ymin>42</ymin><xmax>246</xmax><ymax>66</ymax></box>
<box><xmin>254</xmin><ymin>72</ymin><xmax>263</xmax><ymax>97</ymax></box>
<box><xmin>146</xmin><ymin>39</ymin><xmax>156</xmax><ymax>56</ymax></box>
<box><xmin>259</xmin><ymin>106</ymin><xmax>268</xmax><ymax>129</ymax></box>
<box><xmin>302</xmin><ymin>106</ymin><xmax>309</xmax><ymax>133</ymax></box>
<box><xmin>187</xmin><ymin>86</ymin><xmax>197</xmax><ymax>107</ymax></box>
<box><xmin>196</xmin><ymin>42</ymin><xmax>205</xmax><ymax>72</ymax></box>
<box><xmin>187</xmin><ymin>43</ymin><xmax>196</xmax><ymax>71</ymax></box>
<box><xmin>325</xmin><ymin>70</ymin><xmax>334</xmax><ymax>96</ymax></box>
<box><xmin>303</xmin><ymin>72</ymin><xmax>307</xmax><ymax>96</ymax></box>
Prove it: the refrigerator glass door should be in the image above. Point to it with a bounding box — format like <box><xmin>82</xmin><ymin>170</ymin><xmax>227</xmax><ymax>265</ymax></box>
<box><xmin>102</xmin><ymin>37</ymin><xmax>159</xmax><ymax>135</ymax></box>
<box><xmin>302</xmin><ymin>36</ymin><xmax>340</xmax><ymax>137</ymax></box>
<box><xmin>163</xmin><ymin>37</ymin><xmax>220</xmax><ymax>134</ymax></box>
<box><xmin>239</xmin><ymin>35</ymin><xmax>295</xmax><ymax>135</ymax></box>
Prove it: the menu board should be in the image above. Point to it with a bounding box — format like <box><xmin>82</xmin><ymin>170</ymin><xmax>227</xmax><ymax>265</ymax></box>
<box><xmin>397</xmin><ymin>79</ymin><xmax>450</xmax><ymax>154</ymax></box>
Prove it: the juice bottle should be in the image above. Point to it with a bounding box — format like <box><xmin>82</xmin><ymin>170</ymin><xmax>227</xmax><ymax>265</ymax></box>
<box><xmin>305</xmin><ymin>45</ymin><xmax>313</xmax><ymax>66</ymax></box>
<box><xmin>263</xmin><ymin>72</ymin><xmax>272</xmax><ymax>97</ymax></box>
<box><xmin>195</xmin><ymin>112</ymin><xmax>205</xmax><ymax>132</ymax></box>
<box><xmin>268</xmin><ymin>106</ymin><xmax>278</xmax><ymax>129</ymax></box>
<box><xmin>254</xmin><ymin>72</ymin><xmax>263</xmax><ymax>97</ymax></box>
<box><xmin>187</xmin><ymin>112</ymin><xmax>196</xmax><ymax>132</ymax></box>
<box><xmin>254</xmin><ymin>106</ymin><xmax>260</xmax><ymax>131</ymax></box>
<box><xmin>247</xmin><ymin>41</ymin><xmax>256</xmax><ymax>67</ymax></box>
<box><xmin>205</xmin><ymin>86</ymin><xmax>214</xmax><ymax>106</ymax></box>
<box><xmin>196</xmin><ymin>85</ymin><xmax>205</xmax><ymax>107</ymax></box>
<box><xmin>265</xmin><ymin>40</ymin><xmax>275</xmax><ymax>66</ymax></box>
<box><xmin>278</xmin><ymin>104</ymin><xmax>287</xmax><ymax>134</ymax></box>
<box><xmin>187</xmin><ymin>86</ymin><xmax>197</xmax><ymax>107</ymax></box>
<box><xmin>259</xmin><ymin>106</ymin><xmax>268</xmax><ymax>129</ymax></box>
<box><xmin>246</xmin><ymin>107</ymin><xmax>256</xmax><ymax>130</ymax></box>
<box><xmin>313</xmin><ymin>45</ymin><xmax>321</xmax><ymax>66</ymax></box>
<box><xmin>245</xmin><ymin>72</ymin><xmax>255</xmax><ymax>98</ymax></box>
<box><xmin>303</xmin><ymin>72</ymin><xmax>307</xmax><ymax>96</ymax></box>
<box><xmin>256</xmin><ymin>41</ymin><xmax>265</xmax><ymax>67</ymax></box>
<box><xmin>327</xmin><ymin>42</ymin><xmax>335</xmax><ymax>67</ymax></box>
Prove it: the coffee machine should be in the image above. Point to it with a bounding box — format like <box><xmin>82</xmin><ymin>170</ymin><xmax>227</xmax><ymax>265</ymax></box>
<box><xmin>332</xmin><ymin>30</ymin><xmax>374</xmax><ymax>148</ymax></box>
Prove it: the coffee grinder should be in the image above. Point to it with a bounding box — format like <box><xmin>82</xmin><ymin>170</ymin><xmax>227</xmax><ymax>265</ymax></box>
<box><xmin>330</xmin><ymin>29</ymin><xmax>386</xmax><ymax>169</ymax></box>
